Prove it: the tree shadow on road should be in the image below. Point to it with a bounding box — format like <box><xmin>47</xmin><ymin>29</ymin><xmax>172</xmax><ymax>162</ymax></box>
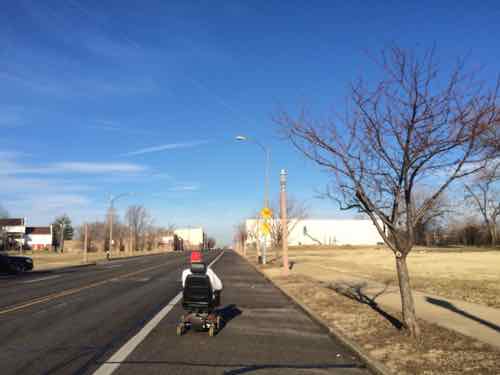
<box><xmin>216</xmin><ymin>304</ymin><xmax>242</xmax><ymax>330</ymax></box>
<box><xmin>329</xmin><ymin>281</ymin><xmax>404</xmax><ymax>330</ymax></box>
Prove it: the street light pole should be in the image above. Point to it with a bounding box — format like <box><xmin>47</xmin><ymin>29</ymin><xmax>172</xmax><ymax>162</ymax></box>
<box><xmin>235</xmin><ymin>135</ymin><xmax>271</xmax><ymax>264</ymax></box>
<box><xmin>108</xmin><ymin>193</ymin><xmax>134</xmax><ymax>259</ymax></box>
<box><xmin>109</xmin><ymin>201</ymin><xmax>113</xmax><ymax>260</ymax></box>
<box><xmin>235</xmin><ymin>135</ymin><xmax>270</xmax><ymax>208</ymax></box>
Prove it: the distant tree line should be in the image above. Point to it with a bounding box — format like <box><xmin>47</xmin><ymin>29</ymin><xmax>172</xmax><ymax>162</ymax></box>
<box><xmin>77</xmin><ymin>205</ymin><xmax>174</xmax><ymax>253</ymax></box>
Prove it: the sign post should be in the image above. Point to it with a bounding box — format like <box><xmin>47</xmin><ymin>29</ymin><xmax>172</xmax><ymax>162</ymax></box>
<box><xmin>280</xmin><ymin>169</ymin><xmax>289</xmax><ymax>276</ymax></box>
<box><xmin>260</xmin><ymin>207</ymin><xmax>272</xmax><ymax>265</ymax></box>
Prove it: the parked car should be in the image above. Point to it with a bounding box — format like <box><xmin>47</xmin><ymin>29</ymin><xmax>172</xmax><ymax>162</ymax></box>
<box><xmin>0</xmin><ymin>253</ymin><xmax>34</xmax><ymax>274</ymax></box>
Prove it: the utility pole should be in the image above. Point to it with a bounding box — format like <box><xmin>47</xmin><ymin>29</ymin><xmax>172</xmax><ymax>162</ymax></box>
<box><xmin>256</xmin><ymin>225</ymin><xmax>261</xmax><ymax>263</ymax></box>
<box><xmin>60</xmin><ymin>222</ymin><xmax>65</xmax><ymax>253</ymax></box>
<box><xmin>280</xmin><ymin>169</ymin><xmax>289</xmax><ymax>276</ymax></box>
<box><xmin>128</xmin><ymin>223</ymin><xmax>132</xmax><ymax>255</ymax></box>
<box><xmin>108</xmin><ymin>199</ymin><xmax>114</xmax><ymax>259</ymax></box>
<box><xmin>83</xmin><ymin>223</ymin><xmax>88</xmax><ymax>264</ymax></box>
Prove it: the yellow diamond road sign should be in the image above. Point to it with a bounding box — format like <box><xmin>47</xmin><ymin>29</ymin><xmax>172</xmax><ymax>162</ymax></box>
<box><xmin>260</xmin><ymin>207</ymin><xmax>273</xmax><ymax>219</ymax></box>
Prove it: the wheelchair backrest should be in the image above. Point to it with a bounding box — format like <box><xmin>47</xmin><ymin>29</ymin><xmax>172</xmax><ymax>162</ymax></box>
<box><xmin>183</xmin><ymin>273</ymin><xmax>213</xmax><ymax>305</ymax></box>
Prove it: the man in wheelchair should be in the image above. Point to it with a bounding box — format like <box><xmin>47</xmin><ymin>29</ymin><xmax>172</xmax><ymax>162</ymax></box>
<box><xmin>177</xmin><ymin>251</ymin><xmax>223</xmax><ymax>336</ymax></box>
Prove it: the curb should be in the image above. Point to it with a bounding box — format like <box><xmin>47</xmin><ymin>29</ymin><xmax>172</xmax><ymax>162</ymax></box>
<box><xmin>237</xmin><ymin>252</ymin><xmax>391</xmax><ymax>375</ymax></box>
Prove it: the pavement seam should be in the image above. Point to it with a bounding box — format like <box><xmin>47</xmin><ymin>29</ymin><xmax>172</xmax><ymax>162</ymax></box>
<box><xmin>238</xmin><ymin>252</ymin><xmax>391</xmax><ymax>375</ymax></box>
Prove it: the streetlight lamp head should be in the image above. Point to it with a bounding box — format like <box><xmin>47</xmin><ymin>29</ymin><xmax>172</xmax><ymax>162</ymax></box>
<box><xmin>235</xmin><ymin>135</ymin><xmax>247</xmax><ymax>141</ymax></box>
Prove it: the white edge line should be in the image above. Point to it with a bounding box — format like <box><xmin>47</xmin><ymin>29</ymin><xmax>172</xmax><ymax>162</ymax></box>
<box><xmin>92</xmin><ymin>250</ymin><xmax>225</xmax><ymax>375</ymax></box>
<box><xmin>22</xmin><ymin>275</ymin><xmax>61</xmax><ymax>284</ymax></box>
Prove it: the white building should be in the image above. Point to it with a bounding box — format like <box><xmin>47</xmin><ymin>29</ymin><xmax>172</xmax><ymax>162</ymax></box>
<box><xmin>0</xmin><ymin>218</ymin><xmax>26</xmax><ymax>235</ymax></box>
<box><xmin>0</xmin><ymin>218</ymin><xmax>27</xmax><ymax>249</ymax></box>
<box><xmin>246</xmin><ymin>219</ymin><xmax>383</xmax><ymax>246</ymax></box>
<box><xmin>1</xmin><ymin>218</ymin><xmax>54</xmax><ymax>250</ymax></box>
<box><xmin>174</xmin><ymin>227</ymin><xmax>205</xmax><ymax>250</ymax></box>
<box><xmin>25</xmin><ymin>226</ymin><xmax>53</xmax><ymax>250</ymax></box>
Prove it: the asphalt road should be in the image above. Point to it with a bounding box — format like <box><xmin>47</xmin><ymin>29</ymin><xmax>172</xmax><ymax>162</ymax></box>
<box><xmin>0</xmin><ymin>250</ymin><xmax>370</xmax><ymax>375</ymax></box>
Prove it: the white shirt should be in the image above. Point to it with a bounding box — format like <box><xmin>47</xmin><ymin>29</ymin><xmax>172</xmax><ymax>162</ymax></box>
<box><xmin>181</xmin><ymin>267</ymin><xmax>223</xmax><ymax>291</ymax></box>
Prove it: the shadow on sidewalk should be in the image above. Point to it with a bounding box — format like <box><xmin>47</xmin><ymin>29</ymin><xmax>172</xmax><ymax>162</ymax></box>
<box><xmin>216</xmin><ymin>304</ymin><xmax>243</xmax><ymax>330</ymax></box>
<box><xmin>426</xmin><ymin>297</ymin><xmax>500</xmax><ymax>333</ymax></box>
<box><xmin>329</xmin><ymin>281</ymin><xmax>404</xmax><ymax>330</ymax></box>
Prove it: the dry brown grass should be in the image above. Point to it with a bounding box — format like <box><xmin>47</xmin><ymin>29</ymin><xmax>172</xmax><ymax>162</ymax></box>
<box><xmin>270</xmin><ymin>273</ymin><xmax>500</xmax><ymax>375</ymax></box>
<box><xmin>278</xmin><ymin>246</ymin><xmax>500</xmax><ymax>308</ymax></box>
<box><xmin>9</xmin><ymin>249</ymin><xmax>173</xmax><ymax>270</ymax></box>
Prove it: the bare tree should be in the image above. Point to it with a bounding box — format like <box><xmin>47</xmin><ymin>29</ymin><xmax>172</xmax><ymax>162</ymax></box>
<box><xmin>81</xmin><ymin>221</ymin><xmax>107</xmax><ymax>252</ymax></box>
<box><xmin>269</xmin><ymin>197</ymin><xmax>308</xmax><ymax>251</ymax></box>
<box><xmin>277</xmin><ymin>46</ymin><xmax>499</xmax><ymax>338</ymax></box>
<box><xmin>144</xmin><ymin>224</ymin><xmax>157</xmax><ymax>251</ymax></box>
<box><xmin>125</xmin><ymin>205</ymin><xmax>150</xmax><ymax>251</ymax></box>
<box><xmin>413</xmin><ymin>191</ymin><xmax>451</xmax><ymax>246</ymax></box>
<box><xmin>206</xmin><ymin>237</ymin><xmax>216</xmax><ymax>249</ymax></box>
<box><xmin>465</xmin><ymin>166</ymin><xmax>500</xmax><ymax>246</ymax></box>
<box><xmin>234</xmin><ymin>222</ymin><xmax>248</xmax><ymax>251</ymax></box>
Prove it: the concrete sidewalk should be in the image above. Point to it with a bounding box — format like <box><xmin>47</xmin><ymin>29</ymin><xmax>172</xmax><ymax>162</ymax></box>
<box><xmin>268</xmin><ymin>262</ymin><xmax>500</xmax><ymax>350</ymax></box>
<box><xmin>112</xmin><ymin>251</ymin><xmax>370</xmax><ymax>375</ymax></box>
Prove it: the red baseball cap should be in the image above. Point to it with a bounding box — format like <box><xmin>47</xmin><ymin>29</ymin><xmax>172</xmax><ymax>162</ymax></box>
<box><xmin>190</xmin><ymin>251</ymin><xmax>202</xmax><ymax>263</ymax></box>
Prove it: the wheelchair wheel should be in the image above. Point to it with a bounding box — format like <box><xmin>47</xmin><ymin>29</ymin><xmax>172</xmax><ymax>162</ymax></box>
<box><xmin>208</xmin><ymin>325</ymin><xmax>215</xmax><ymax>337</ymax></box>
<box><xmin>176</xmin><ymin>324</ymin><xmax>184</xmax><ymax>336</ymax></box>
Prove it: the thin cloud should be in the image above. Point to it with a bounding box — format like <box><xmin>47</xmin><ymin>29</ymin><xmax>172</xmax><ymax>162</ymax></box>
<box><xmin>88</xmin><ymin>120</ymin><xmax>157</xmax><ymax>136</ymax></box>
<box><xmin>1</xmin><ymin>160</ymin><xmax>146</xmax><ymax>175</ymax></box>
<box><xmin>52</xmin><ymin>162</ymin><xmax>146</xmax><ymax>173</ymax></box>
<box><xmin>169</xmin><ymin>185</ymin><xmax>200</xmax><ymax>192</ymax></box>
<box><xmin>122</xmin><ymin>140</ymin><xmax>210</xmax><ymax>156</ymax></box>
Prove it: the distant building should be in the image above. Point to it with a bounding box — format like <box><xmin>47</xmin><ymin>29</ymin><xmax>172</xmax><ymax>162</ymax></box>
<box><xmin>159</xmin><ymin>234</ymin><xmax>183</xmax><ymax>251</ymax></box>
<box><xmin>25</xmin><ymin>226</ymin><xmax>53</xmax><ymax>250</ymax></box>
<box><xmin>0</xmin><ymin>218</ymin><xmax>26</xmax><ymax>234</ymax></box>
<box><xmin>245</xmin><ymin>219</ymin><xmax>383</xmax><ymax>246</ymax></box>
<box><xmin>0</xmin><ymin>218</ymin><xmax>26</xmax><ymax>250</ymax></box>
<box><xmin>1</xmin><ymin>218</ymin><xmax>54</xmax><ymax>251</ymax></box>
<box><xmin>174</xmin><ymin>227</ymin><xmax>205</xmax><ymax>250</ymax></box>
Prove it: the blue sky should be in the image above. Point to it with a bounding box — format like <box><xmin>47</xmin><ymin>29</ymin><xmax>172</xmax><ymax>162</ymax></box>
<box><xmin>1</xmin><ymin>1</ymin><xmax>499</xmax><ymax>245</ymax></box>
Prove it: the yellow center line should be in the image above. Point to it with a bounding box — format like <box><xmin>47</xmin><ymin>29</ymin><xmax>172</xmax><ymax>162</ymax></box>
<box><xmin>0</xmin><ymin>263</ymin><xmax>169</xmax><ymax>316</ymax></box>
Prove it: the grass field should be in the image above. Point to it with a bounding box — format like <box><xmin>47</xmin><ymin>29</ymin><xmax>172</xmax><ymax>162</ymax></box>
<box><xmin>250</xmin><ymin>244</ymin><xmax>500</xmax><ymax>308</ymax></box>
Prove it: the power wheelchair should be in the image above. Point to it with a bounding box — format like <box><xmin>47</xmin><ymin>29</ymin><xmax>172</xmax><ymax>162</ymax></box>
<box><xmin>176</xmin><ymin>262</ymin><xmax>222</xmax><ymax>337</ymax></box>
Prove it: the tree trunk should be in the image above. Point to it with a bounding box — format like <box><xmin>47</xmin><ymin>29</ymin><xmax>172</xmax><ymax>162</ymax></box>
<box><xmin>395</xmin><ymin>254</ymin><xmax>421</xmax><ymax>338</ymax></box>
<box><xmin>490</xmin><ymin>225</ymin><xmax>497</xmax><ymax>247</ymax></box>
